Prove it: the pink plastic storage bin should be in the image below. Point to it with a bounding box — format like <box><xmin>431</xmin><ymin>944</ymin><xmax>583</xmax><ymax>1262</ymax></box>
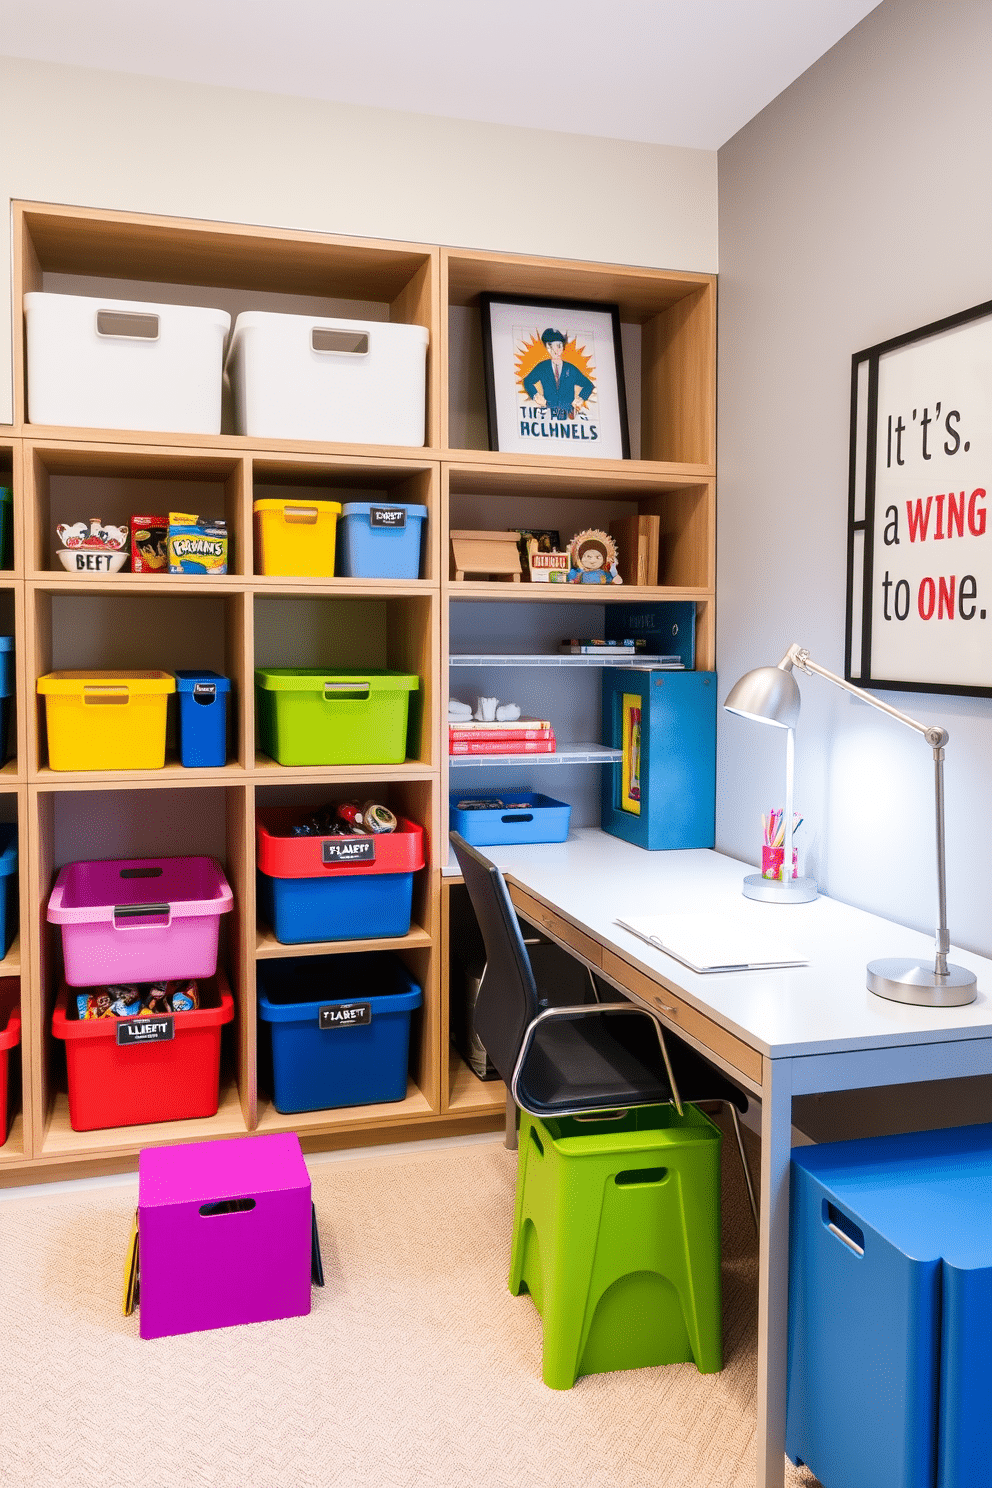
<box><xmin>47</xmin><ymin>856</ymin><xmax>233</xmax><ymax>988</ymax></box>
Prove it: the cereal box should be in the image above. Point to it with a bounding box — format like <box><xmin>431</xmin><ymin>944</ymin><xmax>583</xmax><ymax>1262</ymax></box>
<box><xmin>167</xmin><ymin>512</ymin><xmax>228</xmax><ymax>575</ymax></box>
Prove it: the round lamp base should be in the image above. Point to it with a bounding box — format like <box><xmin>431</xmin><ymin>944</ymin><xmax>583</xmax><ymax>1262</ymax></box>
<box><xmin>867</xmin><ymin>957</ymin><xmax>978</xmax><ymax>1007</ymax></box>
<box><xmin>742</xmin><ymin>873</ymin><xmax>818</xmax><ymax>905</ymax></box>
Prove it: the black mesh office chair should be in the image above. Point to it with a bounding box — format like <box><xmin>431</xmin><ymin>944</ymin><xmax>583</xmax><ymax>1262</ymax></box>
<box><xmin>450</xmin><ymin>831</ymin><xmax>758</xmax><ymax>1230</ymax></box>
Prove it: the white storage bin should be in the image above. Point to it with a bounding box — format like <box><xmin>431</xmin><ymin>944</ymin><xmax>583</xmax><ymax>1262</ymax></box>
<box><xmin>24</xmin><ymin>293</ymin><xmax>230</xmax><ymax>435</ymax></box>
<box><xmin>226</xmin><ymin>311</ymin><xmax>428</xmax><ymax>446</ymax></box>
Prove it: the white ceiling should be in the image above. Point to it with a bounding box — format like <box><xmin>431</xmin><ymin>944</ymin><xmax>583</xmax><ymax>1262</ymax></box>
<box><xmin>0</xmin><ymin>0</ymin><xmax>881</xmax><ymax>151</ymax></box>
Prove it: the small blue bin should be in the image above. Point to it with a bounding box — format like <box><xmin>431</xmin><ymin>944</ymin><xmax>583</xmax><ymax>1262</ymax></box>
<box><xmin>257</xmin><ymin>952</ymin><xmax>422</xmax><ymax>1113</ymax></box>
<box><xmin>175</xmin><ymin>670</ymin><xmax>230</xmax><ymax>768</ymax></box>
<box><xmin>258</xmin><ymin>869</ymin><xmax>417</xmax><ymax>944</ymax></box>
<box><xmin>449</xmin><ymin>791</ymin><xmax>571</xmax><ymax>847</ymax></box>
<box><xmin>336</xmin><ymin>502</ymin><xmax>427</xmax><ymax>579</ymax></box>
<box><xmin>0</xmin><ymin>636</ymin><xmax>13</xmax><ymax>765</ymax></box>
<box><xmin>0</xmin><ymin>824</ymin><xmax>17</xmax><ymax>958</ymax></box>
<box><xmin>788</xmin><ymin>1125</ymin><xmax>992</xmax><ymax>1488</ymax></box>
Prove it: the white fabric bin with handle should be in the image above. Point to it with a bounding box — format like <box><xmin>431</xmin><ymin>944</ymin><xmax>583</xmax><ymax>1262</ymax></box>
<box><xmin>226</xmin><ymin>311</ymin><xmax>429</xmax><ymax>446</ymax></box>
<box><xmin>24</xmin><ymin>292</ymin><xmax>231</xmax><ymax>434</ymax></box>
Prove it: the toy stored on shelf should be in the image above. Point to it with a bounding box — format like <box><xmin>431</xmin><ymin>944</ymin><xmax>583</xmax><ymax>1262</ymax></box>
<box><xmin>168</xmin><ymin>513</ymin><xmax>228</xmax><ymax>574</ymax></box>
<box><xmin>56</xmin><ymin>516</ymin><xmax>129</xmax><ymax>574</ymax></box>
<box><xmin>567</xmin><ymin>528</ymin><xmax>623</xmax><ymax>584</ymax></box>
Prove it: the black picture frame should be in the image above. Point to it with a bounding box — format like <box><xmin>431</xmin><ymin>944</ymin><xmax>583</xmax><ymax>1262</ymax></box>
<box><xmin>846</xmin><ymin>296</ymin><xmax>992</xmax><ymax>698</ymax></box>
<box><xmin>479</xmin><ymin>293</ymin><xmax>631</xmax><ymax>459</ymax></box>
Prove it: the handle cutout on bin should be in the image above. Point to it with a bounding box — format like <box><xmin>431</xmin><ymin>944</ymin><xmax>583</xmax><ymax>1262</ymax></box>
<box><xmin>615</xmin><ymin>1167</ymin><xmax>669</xmax><ymax>1187</ymax></box>
<box><xmin>96</xmin><ymin>310</ymin><xmax>160</xmax><ymax>340</ymax></box>
<box><xmin>113</xmin><ymin>903</ymin><xmax>170</xmax><ymax>928</ymax></box>
<box><xmin>199</xmin><ymin>1197</ymin><xmax>256</xmax><ymax>1217</ymax></box>
<box><xmin>823</xmin><ymin>1201</ymin><xmax>865</xmax><ymax>1256</ymax></box>
<box><xmin>529</xmin><ymin>1125</ymin><xmax>544</xmax><ymax>1158</ymax></box>
<box><xmin>83</xmin><ymin>686</ymin><xmax>129</xmax><ymax>705</ymax></box>
<box><xmin>323</xmin><ymin>682</ymin><xmax>370</xmax><ymax>700</ymax></box>
<box><xmin>311</xmin><ymin>327</ymin><xmax>369</xmax><ymax>356</ymax></box>
<box><xmin>120</xmin><ymin>867</ymin><xmax>163</xmax><ymax>879</ymax></box>
<box><xmin>283</xmin><ymin>505</ymin><xmax>319</xmax><ymax>525</ymax></box>
<box><xmin>501</xmin><ymin>813</ymin><xmax>534</xmax><ymax>824</ymax></box>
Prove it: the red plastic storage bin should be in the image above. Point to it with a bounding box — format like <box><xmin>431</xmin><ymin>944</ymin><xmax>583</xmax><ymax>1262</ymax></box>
<box><xmin>47</xmin><ymin>855</ymin><xmax>233</xmax><ymax>987</ymax></box>
<box><xmin>51</xmin><ymin>971</ymin><xmax>234</xmax><ymax>1132</ymax></box>
<box><xmin>0</xmin><ymin>980</ymin><xmax>20</xmax><ymax>1145</ymax></box>
<box><xmin>256</xmin><ymin>811</ymin><xmax>425</xmax><ymax>879</ymax></box>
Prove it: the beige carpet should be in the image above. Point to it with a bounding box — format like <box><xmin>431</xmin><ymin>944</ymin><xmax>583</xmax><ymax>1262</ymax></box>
<box><xmin>0</xmin><ymin>1132</ymin><xmax>820</xmax><ymax>1488</ymax></box>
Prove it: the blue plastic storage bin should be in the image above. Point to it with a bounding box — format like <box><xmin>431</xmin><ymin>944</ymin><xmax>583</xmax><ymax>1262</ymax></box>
<box><xmin>449</xmin><ymin>791</ymin><xmax>571</xmax><ymax>847</ymax></box>
<box><xmin>787</xmin><ymin>1124</ymin><xmax>992</xmax><ymax>1488</ymax></box>
<box><xmin>336</xmin><ymin>502</ymin><xmax>427</xmax><ymax>579</ymax></box>
<box><xmin>0</xmin><ymin>824</ymin><xmax>17</xmax><ymax>958</ymax></box>
<box><xmin>175</xmin><ymin>670</ymin><xmax>230</xmax><ymax>768</ymax></box>
<box><xmin>257</xmin><ymin>952</ymin><xmax>422</xmax><ymax>1113</ymax></box>
<box><xmin>0</xmin><ymin>635</ymin><xmax>13</xmax><ymax>765</ymax></box>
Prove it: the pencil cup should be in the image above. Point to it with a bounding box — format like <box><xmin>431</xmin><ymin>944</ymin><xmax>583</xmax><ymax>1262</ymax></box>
<box><xmin>762</xmin><ymin>846</ymin><xmax>798</xmax><ymax>881</ymax></box>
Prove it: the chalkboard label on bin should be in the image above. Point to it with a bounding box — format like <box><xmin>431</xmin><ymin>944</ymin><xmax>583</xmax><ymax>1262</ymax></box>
<box><xmin>370</xmin><ymin>506</ymin><xmax>406</xmax><ymax>529</ymax></box>
<box><xmin>322</xmin><ymin>838</ymin><xmax>376</xmax><ymax>865</ymax></box>
<box><xmin>319</xmin><ymin>1002</ymin><xmax>372</xmax><ymax>1030</ymax></box>
<box><xmin>193</xmin><ymin>682</ymin><xmax>216</xmax><ymax>699</ymax></box>
<box><xmin>116</xmin><ymin>1016</ymin><xmax>175</xmax><ymax>1046</ymax></box>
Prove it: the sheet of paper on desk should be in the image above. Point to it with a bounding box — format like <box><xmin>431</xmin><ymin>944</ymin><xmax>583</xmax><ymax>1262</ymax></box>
<box><xmin>616</xmin><ymin>913</ymin><xmax>808</xmax><ymax>973</ymax></box>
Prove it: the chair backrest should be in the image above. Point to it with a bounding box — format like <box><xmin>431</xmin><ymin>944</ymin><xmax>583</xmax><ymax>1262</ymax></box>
<box><xmin>449</xmin><ymin>832</ymin><xmax>539</xmax><ymax>1083</ymax></box>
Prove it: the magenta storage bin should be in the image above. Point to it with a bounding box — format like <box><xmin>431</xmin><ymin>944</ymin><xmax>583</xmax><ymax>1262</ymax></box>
<box><xmin>47</xmin><ymin>855</ymin><xmax>233</xmax><ymax>987</ymax></box>
<box><xmin>138</xmin><ymin>1133</ymin><xmax>312</xmax><ymax>1339</ymax></box>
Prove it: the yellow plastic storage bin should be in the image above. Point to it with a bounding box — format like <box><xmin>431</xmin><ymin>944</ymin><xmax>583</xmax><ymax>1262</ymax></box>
<box><xmin>254</xmin><ymin>498</ymin><xmax>341</xmax><ymax>577</ymax></box>
<box><xmin>37</xmin><ymin>671</ymin><xmax>176</xmax><ymax>771</ymax></box>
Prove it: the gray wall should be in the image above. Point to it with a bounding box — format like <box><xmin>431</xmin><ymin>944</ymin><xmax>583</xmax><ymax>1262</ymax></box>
<box><xmin>717</xmin><ymin>0</ymin><xmax>992</xmax><ymax>964</ymax></box>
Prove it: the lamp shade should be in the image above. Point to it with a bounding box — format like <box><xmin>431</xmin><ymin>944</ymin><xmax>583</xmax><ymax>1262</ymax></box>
<box><xmin>724</xmin><ymin>665</ymin><xmax>801</xmax><ymax>729</ymax></box>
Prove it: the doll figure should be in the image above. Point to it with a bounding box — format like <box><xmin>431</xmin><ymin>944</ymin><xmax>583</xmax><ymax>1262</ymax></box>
<box><xmin>567</xmin><ymin>529</ymin><xmax>623</xmax><ymax>585</ymax></box>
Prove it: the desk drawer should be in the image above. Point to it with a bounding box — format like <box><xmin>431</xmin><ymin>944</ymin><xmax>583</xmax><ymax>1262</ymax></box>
<box><xmin>601</xmin><ymin>951</ymin><xmax>762</xmax><ymax>1086</ymax></box>
<box><xmin>509</xmin><ymin>886</ymin><xmax>603</xmax><ymax>969</ymax></box>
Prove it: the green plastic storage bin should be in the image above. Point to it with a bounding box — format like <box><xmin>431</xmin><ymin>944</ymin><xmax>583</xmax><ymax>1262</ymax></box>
<box><xmin>510</xmin><ymin>1103</ymin><xmax>723</xmax><ymax>1389</ymax></box>
<box><xmin>255</xmin><ymin>668</ymin><xmax>419</xmax><ymax>766</ymax></box>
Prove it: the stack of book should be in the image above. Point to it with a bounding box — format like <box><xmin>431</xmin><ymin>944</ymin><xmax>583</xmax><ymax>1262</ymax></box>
<box><xmin>559</xmin><ymin>638</ymin><xmax>684</xmax><ymax>665</ymax></box>
<box><xmin>448</xmin><ymin>718</ymin><xmax>557</xmax><ymax>756</ymax></box>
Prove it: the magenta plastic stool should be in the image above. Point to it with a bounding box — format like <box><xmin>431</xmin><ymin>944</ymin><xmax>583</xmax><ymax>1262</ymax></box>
<box><xmin>138</xmin><ymin>1133</ymin><xmax>312</xmax><ymax>1339</ymax></box>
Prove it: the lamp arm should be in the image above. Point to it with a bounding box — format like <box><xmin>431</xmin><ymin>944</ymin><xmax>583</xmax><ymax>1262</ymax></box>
<box><xmin>782</xmin><ymin>645</ymin><xmax>948</xmax><ymax>748</ymax></box>
<box><xmin>783</xmin><ymin>643</ymin><xmax>951</xmax><ymax>976</ymax></box>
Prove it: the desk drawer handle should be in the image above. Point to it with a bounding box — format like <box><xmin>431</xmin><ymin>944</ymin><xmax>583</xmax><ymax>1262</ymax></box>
<box><xmin>654</xmin><ymin>1000</ymin><xmax>676</xmax><ymax>1015</ymax></box>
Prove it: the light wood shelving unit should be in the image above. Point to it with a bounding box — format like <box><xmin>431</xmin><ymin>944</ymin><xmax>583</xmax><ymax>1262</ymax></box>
<box><xmin>0</xmin><ymin>200</ymin><xmax>715</xmax><ymax>1182</ymax></box>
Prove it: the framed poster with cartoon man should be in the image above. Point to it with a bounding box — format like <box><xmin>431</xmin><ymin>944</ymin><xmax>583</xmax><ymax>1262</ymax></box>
<box><xmin>480</xmin><ymin>294</ymin><xmax>630</xmax><ymax>459</ymax></box>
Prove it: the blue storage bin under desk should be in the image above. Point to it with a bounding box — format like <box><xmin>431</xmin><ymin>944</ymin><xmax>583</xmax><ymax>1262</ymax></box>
<box><xmin>257</xmin><ymin>952</ymin><xmax>422</xmax><ymax>1113</ymax></box>
<box><xmin>0</xmin><ymin>824</ymin><xmax>17</xmax><ymax>958</ymax></box>
<box><xmin>449</xmin><ymin>791</ymin><xmax>571</xmax><ymax>847</ymax></box>
<box><xmin>336</xmin><ymin>502</ymin><xmax>427</xmax><ymax>579</ymax></box>
<box><xmin>787</xmin><ymin>1124</ymin><xmax>992</xmax><ymax>1488</ymax></box>
<box><xmin>175</xmin><ymin>670</ymin><xmax>230</xmax><ymax>768</ymax></box>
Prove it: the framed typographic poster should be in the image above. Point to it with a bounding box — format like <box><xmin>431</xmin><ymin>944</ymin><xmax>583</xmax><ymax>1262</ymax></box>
<box><xmin>480</xmin><ymin>294</ymin><xmax>630</xmax><ymax>459</ymax></box>
<box><xmin>846</xmin><ymin>298</ymin><xmax>992</xmax><ymax>696</ymax></box>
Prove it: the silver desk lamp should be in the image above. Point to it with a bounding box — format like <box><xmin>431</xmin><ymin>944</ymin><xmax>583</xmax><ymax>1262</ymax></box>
<box><xmin>724</xmin><ymin>643</ymin><xmax>977</xmax><ymax>1008</ymax></box>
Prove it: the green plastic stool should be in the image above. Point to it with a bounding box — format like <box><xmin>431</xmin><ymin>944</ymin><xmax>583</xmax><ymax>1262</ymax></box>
<box><xmin>509</xmin><ymin>1103</ymin><xmax>723</xmax><ymax>1389</ymax></box>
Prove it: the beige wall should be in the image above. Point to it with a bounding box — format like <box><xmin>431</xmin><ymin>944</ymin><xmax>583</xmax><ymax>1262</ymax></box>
<box><xmin>717</xmin><ymin>0</ymin><xmax>992</xmax><ymax>959</ymax></box>
<box><xmin>0</xmin><ymin>53</ymin><xmax>718</xmax><ymax>424</ymax></box>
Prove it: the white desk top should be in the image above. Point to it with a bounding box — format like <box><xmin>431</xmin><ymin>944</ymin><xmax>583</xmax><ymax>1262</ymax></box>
<box><xmin>471</xmin><ymin>829</ymin><xmax>992</xmax><ymax>1060</ymax></box>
